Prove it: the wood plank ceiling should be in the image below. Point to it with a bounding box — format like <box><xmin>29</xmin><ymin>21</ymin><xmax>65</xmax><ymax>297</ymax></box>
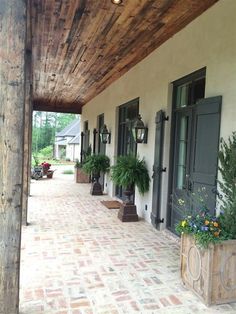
<box><xmin>32</xmin><ymin>0</ymin><xmax>218</xmax><ymax>113</ymax></box>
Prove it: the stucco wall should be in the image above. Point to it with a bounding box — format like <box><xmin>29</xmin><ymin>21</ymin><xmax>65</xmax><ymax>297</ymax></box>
<box><xmin>81</xmin><ymin>0</ymin><xmax>236</xmax><ymax>227</ymax></box>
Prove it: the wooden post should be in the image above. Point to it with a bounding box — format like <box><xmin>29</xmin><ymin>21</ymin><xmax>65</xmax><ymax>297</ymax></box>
<box><xmin>0</xmin><ymin>0</ymin><xmax>27</xmax><ymax>313</ymax></box>
<box><xmin>22</xmin><ymin>73</ymin><xmax>32</xmax><ymax>225</ymax></box>
<box><xmin>22</xmin><ymin>0</ymin><xmax>32</xmax><ymax>226</ymax></box>
<box><xmin>28</xmin><ymin>95</ymin><xmax>33</xmax><ymax>196</ymax></box>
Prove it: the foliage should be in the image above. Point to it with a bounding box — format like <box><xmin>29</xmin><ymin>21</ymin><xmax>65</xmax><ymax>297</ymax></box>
<box><xmin>175</xmin><ymin>188</ymin><xmax>229</xmax><ymax>248</ymax></box>
<box><xmin>218</xmin><ymin>132</ymin><xmax>236</xmax><ymax>239</ymax></box>
<box><xmin>82</xmin><ymin>154</ymin><xmax>110</xmax><ymax>175</ymax></box>
<box><xmin>32</xmin><ymin>111</ymin><xmax>78</xmax><ymax>154</ymax></box>
<box><xmin>39</xmin><ymin>145</ymin><xmax>53</xmax><ymax>159</ymax></box>
<box><xmin>75</xmin><ymin>159</ymin><xmax>82</xmax><ymax>168</ymax></box>
<box><xmin>33</xmin><ymin>155</ymin><xmax>39</xmax><ymax>166</ymax></box>
<box><xmin>111</xmin><ymin>155</ymin><xmax>150</xmax><ymax>195</ymax></box>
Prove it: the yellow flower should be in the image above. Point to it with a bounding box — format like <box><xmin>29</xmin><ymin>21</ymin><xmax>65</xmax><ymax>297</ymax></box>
<box><xmin>205</xmin><ymin>220</ymin><xmax>209</xmax><ymax>225</ymax></box>
<box><xmin>181</xmin><ymin>220</ymin><xmax>187</xmax><ymax>227</ymax></box>
<box><xmin>214</xmin><ymin>231</ymin><xmax>220</xmax><ymax>237</ymax></box>
<box><xmin>178</xmin><ymin>199</ymin><xmax>185</xmax><ymax>206</ymax></box>
<box><xmin>213</xmin><ymin>222</ymin><xmax>219</xmax><ymax>227</ymax></box>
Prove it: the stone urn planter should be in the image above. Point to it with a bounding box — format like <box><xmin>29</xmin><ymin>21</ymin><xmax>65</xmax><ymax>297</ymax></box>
<box><xmin>118</xmin><ymin>185</ymin><xmax>139</xmax><ymax>222</ymax></box>
<box><xmin>180</xmin><ymin>234</ymin><xmax>236</xmax><ymax>306</ymax></box>
<box><xmin>111</xmin><ymin>155</ymin><xmax>150</xmax><ymax>222</ymax></box>
<box><xmin>82</xmin><ymin>154</ymin><xmax>110</xmax><ymax>195</ymax></box>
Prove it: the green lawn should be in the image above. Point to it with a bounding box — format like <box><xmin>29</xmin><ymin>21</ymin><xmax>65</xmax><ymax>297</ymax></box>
<box><xmin>32</xmin><ymin>158</ymin><xmax>75</xmax><ymax>167</ymax></box>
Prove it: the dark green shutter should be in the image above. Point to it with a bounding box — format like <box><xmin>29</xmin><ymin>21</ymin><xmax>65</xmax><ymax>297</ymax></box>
<box><xmin>151</xmin><ymin>110</ymin><xmax>167</xmax><ymax>227</ymax></box>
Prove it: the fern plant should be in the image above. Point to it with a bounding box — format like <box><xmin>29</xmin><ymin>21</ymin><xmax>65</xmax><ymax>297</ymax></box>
<box><xmin>82</xmin><ymin>154</ymin><xmax>110</xmax><ymax>176</ymax></box>
<box><xmin>218</xmin><ymin>132</ymin><xmax>236</xmax><ymax>239</ymax></box>
<box><xmin>111</xmin><ymin>155</ymin><xmax>150</xmax><ymax>195</ymax></box>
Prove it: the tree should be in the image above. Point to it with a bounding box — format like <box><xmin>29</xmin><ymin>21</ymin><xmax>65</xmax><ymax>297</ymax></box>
<box><xmin>218</xmin><ymin>132</ymin><xmax>236</xmax><ymax>238</ymax></box>
<box><xmin>32</xmin><ymin>112</ymin><xmax>78</xmax><ymax>155</ymax></box>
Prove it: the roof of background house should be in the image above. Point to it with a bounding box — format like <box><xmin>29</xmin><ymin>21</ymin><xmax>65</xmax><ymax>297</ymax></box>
<box><xmin>55</xmin><ymin>138</ymin><xmax>67</xmax><ymax>146</ymax></box>
<box><xmin>56</xmin><ymin>118</ymin><xmax>80</xmax><ymax>137</ymax></box>
<box><xmin>69</xmin><ymin>134</ymin><xmax>80</xmax><ymax>144</ymax></box>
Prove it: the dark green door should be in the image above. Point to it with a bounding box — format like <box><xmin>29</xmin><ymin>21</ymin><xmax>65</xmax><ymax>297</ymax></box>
<box><xmin>169</xmin><ymin>96</ymin><xmax>222</xmax><ymax>232</ymax></box>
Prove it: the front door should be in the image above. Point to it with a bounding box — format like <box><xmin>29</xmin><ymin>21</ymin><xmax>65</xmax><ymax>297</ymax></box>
<box><xmin>168</xmin><ymin>69</ymin><xmax>222</xmax><ymax>232</ymax></box>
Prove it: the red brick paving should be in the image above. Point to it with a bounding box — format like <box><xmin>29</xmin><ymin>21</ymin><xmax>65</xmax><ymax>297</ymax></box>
<box><xmin>20</xmin><ymin>170</ymin><xmax>236</xmax><ymax>313</ymax></box>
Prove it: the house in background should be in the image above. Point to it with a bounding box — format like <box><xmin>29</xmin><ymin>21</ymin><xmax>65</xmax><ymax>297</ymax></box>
<box><xmin>54</xmin><ymin>118</ymin><xmax>80</xmax><ymax>161</ymax></box>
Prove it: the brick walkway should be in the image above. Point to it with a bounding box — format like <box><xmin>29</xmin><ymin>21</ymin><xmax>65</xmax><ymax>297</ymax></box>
<box><xmin>20</xmin><ymin>170</ymin><xmax>236</xmax><ymax>314</ymax></box>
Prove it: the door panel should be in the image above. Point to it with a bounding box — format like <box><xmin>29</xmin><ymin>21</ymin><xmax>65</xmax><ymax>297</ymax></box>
<box><xmin>169</xmin><ymin>96</ymin><xmax>222</xmax><ymax>232</ymax></box>
<box><xmin>190</xmin><ymin>97</ymin><xmax>222</xmax><ymax>213</ymax></box>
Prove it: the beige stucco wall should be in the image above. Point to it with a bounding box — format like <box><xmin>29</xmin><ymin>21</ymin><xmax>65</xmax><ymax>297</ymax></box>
<box><xmin>81</xmin><ymin>0</ymin><xmax>236</xmax><ymax>227</ymax></box>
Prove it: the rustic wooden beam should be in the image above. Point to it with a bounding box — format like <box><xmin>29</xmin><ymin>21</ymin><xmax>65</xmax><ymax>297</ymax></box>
<box><xmin>0</xmin><ymin>0</ymin><xmax>27</xmax><ymax>313</ymax></box>
<box><xmin>28</xmin><ymin>91</ymin><xmax>33</xmax><ymax>197</ymax></box>
<box><xmin>22</xmin><ymin>0</ymin><xmax>33</xmax><ymax>226</ymax></box>
<box><xmin>33</xmin><ymin>99</ymin><xmax>82</xmax><ymax>114</ymax></box>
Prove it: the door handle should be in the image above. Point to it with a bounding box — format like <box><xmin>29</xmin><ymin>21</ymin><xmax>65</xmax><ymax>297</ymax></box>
<box><xmin>185</xmin><ymin>174</ymin><xmax>192</xmax><ymax>191</ymax></box>
<box><xmin>188</xmin><ymin>180</ymin><xmax>192</xmax><ymax>192</ymax></box>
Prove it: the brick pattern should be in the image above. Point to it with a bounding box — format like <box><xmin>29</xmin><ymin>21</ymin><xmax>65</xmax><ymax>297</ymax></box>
<box><xmin>20</xmin><ymin>172</ymin><xmax>236</xmax><ymax>313</ymax></box>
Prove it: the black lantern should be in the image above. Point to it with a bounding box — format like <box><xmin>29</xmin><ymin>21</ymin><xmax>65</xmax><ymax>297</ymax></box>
<box><xmin>132</xmin><ymin>114</ymin><xmax>148</xmax><ymax>143</ymax></box>
<box><xmin>100</xmin><ymin>124</ymin><xmax>111</xmax><ymax>144</ymax></box>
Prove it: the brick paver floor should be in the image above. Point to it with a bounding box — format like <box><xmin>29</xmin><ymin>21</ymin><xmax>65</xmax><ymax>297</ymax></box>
<box><xmin>20</xmin><ymin>170</ymin><xmax>236</xmax><ymax>314</ymax></box>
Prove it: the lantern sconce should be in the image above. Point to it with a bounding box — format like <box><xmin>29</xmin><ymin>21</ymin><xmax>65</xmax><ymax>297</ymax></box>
<box><xmin>132</xmin><ymin>114</ymin><xmax>148</xmax><ymax>144</ymax></box>
<box><xmin>100</xmin><ymin>124</ymin><xmax>111</xmax><ymax>144</ymax></box>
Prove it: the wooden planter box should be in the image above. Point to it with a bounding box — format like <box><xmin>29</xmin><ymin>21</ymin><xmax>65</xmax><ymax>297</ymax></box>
<box><xmin>180</xmin><ymin>234</ymin><xmax>236</xmax><ymax>306</ymax></box>
<box><xmin>74</xmin><ymin>168</ymin><xmax>90</xmax><ymax>183</ymax></box>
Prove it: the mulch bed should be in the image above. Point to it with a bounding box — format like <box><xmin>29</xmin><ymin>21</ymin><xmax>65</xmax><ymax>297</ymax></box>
<box><xmin>101</xmin><ymin>200</ymin><xmax>122</xmax><ymax>209</ymax></box>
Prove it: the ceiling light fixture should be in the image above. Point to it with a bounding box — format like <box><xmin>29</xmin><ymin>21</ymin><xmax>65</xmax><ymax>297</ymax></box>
<box><xmin>111</xmin><ymin>0</ymin><xmax>123</xmax><ymax>5</ymax></box>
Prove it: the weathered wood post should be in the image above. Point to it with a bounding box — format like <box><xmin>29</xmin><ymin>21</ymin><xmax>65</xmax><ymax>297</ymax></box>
<box><xmin>22</xmin><ymin>0</ymin><xmax>33</xmax><ymax>226</ymax></box>
<box><xmin>22</xmin><ymin>74</ymin><xmax>32</xmax><ymax>226</ymax></box>
<box><xmin>0</xmin><ymin>0</ymin><xmax>27</xmax><ymax>313</ymax></box>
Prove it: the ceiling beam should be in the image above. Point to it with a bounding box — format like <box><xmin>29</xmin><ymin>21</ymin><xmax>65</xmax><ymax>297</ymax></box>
<box><xmin>33</xmin><ymin>100</ymin><xmax>82</xmax><ymax>114</ymax></box>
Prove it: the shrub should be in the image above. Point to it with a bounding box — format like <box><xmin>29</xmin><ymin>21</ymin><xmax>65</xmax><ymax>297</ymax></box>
<box><xmin>39</xmin><ymin>145</ymin><xmax>53</xmax><ymax>159</ymax></box>
<box><xmin>218</xmin><ymin>132</ymin><xmax>236</xmax><ymax>239</ymax></box>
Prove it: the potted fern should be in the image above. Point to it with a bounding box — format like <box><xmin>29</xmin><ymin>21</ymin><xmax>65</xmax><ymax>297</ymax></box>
<box><xmin>82</xmin><ymin>154</ymin><xmax>110</xmax><ymax>195</ymax></box>
<box><xmin>111</xmin><ymin>155</ymin><xmax>150</xmax><ymax>222</ymax></box>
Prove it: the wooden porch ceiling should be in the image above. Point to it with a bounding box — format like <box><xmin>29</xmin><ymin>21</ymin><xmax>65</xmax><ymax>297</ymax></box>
<box><xmin>32</xmin><ymin>0</ymin><xmax>218</xmax><ymax>114</ymax></box>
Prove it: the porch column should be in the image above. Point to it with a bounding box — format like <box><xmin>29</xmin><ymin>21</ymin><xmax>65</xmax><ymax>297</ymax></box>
<box><xmin>22</xmin><ymin>78</ymin><xmax>32</xmax><ymax>226</ymax></box>
<box><xmin>0</xmin><ymin>0</ymin><xmax>27</xmax><ymax>313</ymax></box>
<box><xmin>22</xmin><ymin>0</ymin><xmax>33</xmax><ymax>226</ymax></box>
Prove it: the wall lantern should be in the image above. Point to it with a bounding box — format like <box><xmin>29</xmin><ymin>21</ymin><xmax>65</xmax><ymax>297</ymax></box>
<box><xmin>100</xmin><ymin>124</ymin><xmax>111</xmax><ymax>144</ymax></box>
<box><xmin>132</xmin><ymin>114</ymin><xmax>148</xmax><ymax>144</ymax></box>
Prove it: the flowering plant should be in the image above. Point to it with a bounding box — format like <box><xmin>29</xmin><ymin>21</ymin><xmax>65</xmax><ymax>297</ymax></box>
<box><xmin>41</xmin><ymin>162</ymin><xmax>51</xmax><ymax>174</ymax></box>
<box><xmin>175</xmin><ymin>188</ymin><xmax>230</xmax><ymax>248</ymax></box>
<box><xmin>176</xmin><ymin>209</ymin><xmax>224</xmax><ymax>248</ymax></box>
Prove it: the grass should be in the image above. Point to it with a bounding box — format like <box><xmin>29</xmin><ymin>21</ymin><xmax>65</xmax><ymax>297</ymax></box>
<box><xmin>32</xmin><ymin>157</ymin><xmax>75</xmax><ymax>167</ymax></box>
<box><xmin>62</xmin><ymin>169</ymin><xmax>74</xmax><ymax>175</ymax></box>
